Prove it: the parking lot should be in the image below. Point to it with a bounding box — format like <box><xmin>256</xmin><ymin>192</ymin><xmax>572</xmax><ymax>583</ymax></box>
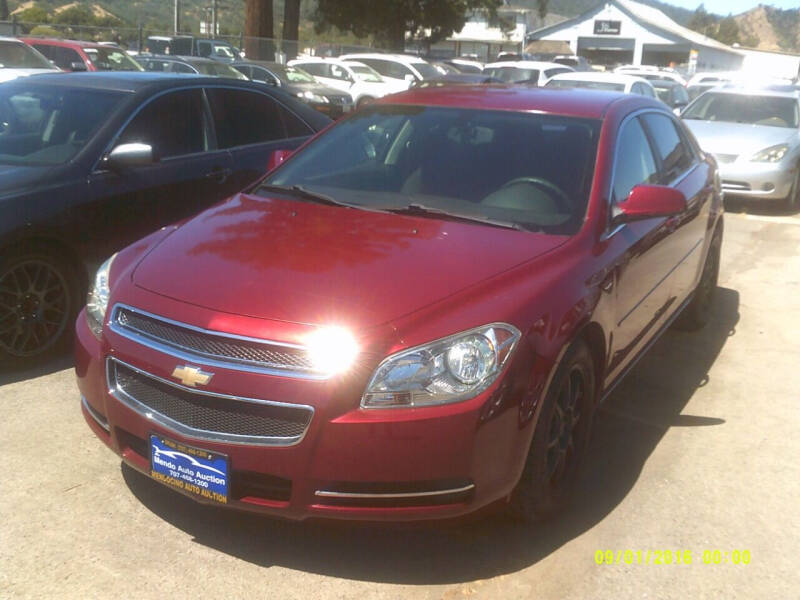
<box><xmin>2</xmin><ymin>202</ymin><xmax>798</xmax><ymax>599</ymax></box>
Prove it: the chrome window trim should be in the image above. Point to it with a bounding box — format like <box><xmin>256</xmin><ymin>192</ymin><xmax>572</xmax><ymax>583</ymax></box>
<box><xmin>603</xmin><ymin>107</ymin><xmax>698</xmax><ymax>241</ymax></box>
<box><xmin>314</xmin><ymin>483</ymin><xmax>475</xmax><ymax>499</ymax></box>
<box><xmin>106</xmin><ymin>356</ymin><xmax>314</xmax><ymax>446</ymax></box>
<box><xmin>109</xmin><ymin>303</ymin><xmax>331</xmax><ymax>380</ymax></box>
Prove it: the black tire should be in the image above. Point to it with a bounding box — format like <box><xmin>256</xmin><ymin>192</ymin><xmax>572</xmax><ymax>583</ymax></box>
<box><xmin>0</xmin><ymin>247</ymin><xmax>81</xmax><ymax>368</ymax></box>
<box><xmin>673</xmin><ymin>227</ymin><xmax>722</xmax><ymax>332</ymax></box>
<box><xmin>508</xmin><ymin>340</ymin><xmax>596</xmax><ymax>522</ymax></box>
<box><xmin>786</xmin><ymin>166</ymin><xmax>800</xmax><ymax>212</ymax></box>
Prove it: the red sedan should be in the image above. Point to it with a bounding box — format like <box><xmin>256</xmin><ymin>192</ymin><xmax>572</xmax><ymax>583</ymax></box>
<box><xmin>75</xmin><ymin>86</ymin><xmax>723</xmax><ymax>522</ymax></box>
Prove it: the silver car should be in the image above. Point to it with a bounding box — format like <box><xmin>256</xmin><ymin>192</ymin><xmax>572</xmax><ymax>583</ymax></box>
<box><xmin>682</xmin><ymin>86</ymin><xmax>800</xmax><ymax>208</ymax></box>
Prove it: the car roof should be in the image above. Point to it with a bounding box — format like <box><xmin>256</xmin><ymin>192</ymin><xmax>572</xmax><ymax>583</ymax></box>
<box><xmin>0</xmin><ymin>71</ymin><xmax>261</xmax><ymax>93</ymax></box>
<box><xmin>484</xmin><ymin>60</ymin><xmax>571</xmax><ymax>70</ymax></box>
<box><xmin>341</xmin><ymin>53</ymin><xmax>428</xmax><ymax>64</ymax></box>
<box><xmin>21</xmin><ymin>38</ymin><xmax>110</xmax><ymax>49</ymax></box>
<box><xmin>549</xmin><ymin>72</ymin><xmax>648</xmax><ymax>85</ymax></box>
<box><xmin>375</xmin><ymin>85</ymin><xmax>661</xmax><ymax>119</ymax></box>
<box><xmin>141</xmin><ymin>55</ymin><xmax>219</xmax><ymax>65</ymax></box>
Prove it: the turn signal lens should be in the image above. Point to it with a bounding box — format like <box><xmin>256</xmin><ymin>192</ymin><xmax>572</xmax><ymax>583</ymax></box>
<box><xmin>305</xmin><ymin>326</ymin><xmax>359</xmax><ymax>376</ymax></box>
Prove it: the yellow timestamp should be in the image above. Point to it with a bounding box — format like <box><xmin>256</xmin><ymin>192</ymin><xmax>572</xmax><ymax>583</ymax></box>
<box><xmin>594</xmin><ymin>550</ymin><xmax>751</xmax><ymax>565</ymax></box>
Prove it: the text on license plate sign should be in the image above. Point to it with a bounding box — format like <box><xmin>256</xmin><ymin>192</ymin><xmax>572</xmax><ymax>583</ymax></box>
<box><xmin>149</xmin><ymin>434</ymin><xmax>228</xmax><ymax>504</ymax></box>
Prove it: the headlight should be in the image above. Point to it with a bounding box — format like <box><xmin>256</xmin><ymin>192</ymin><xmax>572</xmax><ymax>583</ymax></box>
<box><xmin>297</xmin><ymin>90</ymin><xmax>328</xmax><ymax>103</ymax></box>
<box><xmin>305</xmin><ymin>326</ymin><xmax>359</xmax><ymax>376</ymax></box>
<box><xmin>361</xmin><ymin>323</ymin><xmax>520</xmax><ymax>409</ymax></box>
<box><xmin>85</xmin><ymin>253</ymin><xmax>116</xmax><ymax>338</ymax></box>
<box><xmin>750</xmin><ymin>144</ymin><xmax>789</xmax><ymax>163</ymax></box>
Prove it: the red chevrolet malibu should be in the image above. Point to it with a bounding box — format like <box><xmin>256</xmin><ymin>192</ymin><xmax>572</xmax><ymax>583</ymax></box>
<box><xmin>76</xmin><ymin>86</ymin><xmax>723</xmax><ymax>521</ymax></box>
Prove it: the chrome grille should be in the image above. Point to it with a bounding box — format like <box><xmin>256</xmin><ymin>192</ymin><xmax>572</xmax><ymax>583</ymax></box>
<box><xmin>108</xmin><ymin>359</ymin><xmax>313</xmax><ymax>445</ymax></box>
<box><xmin>112</xmin><ymin>305</ymin><xmax>319</xmax><ymax>376</ymax></box>
<box><xmin>327</xmin><ymin>95</ymin><xmax>351</xmax><ymax>105</ymax></box>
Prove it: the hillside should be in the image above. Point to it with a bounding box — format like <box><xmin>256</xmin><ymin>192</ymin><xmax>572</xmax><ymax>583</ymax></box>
<box><xmin>735</xmin><ymin>5</ymin><xmax>800</xmax><ymax>52</ymax></box>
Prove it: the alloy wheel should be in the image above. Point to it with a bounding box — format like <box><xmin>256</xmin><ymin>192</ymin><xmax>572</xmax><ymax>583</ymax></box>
<box><xmin>0</xmin><ymin>259</ymin><xmax>70</xmax><ymax>358</ymax></box>
<box><xmin>546</xmin><ymin>366</ymin><xmax>587</xmax><ymax>487</ymax></box>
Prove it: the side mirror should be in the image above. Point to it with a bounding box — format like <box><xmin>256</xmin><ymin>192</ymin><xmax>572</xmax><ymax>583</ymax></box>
<box><xmin>70</xmin><ymin>61</ymin><xmax>88</xmax><ymax>72</ymax></box>
<box><xmin>104</xmin><ymin>143</ymin><xmax>155</xmax><ymax>171</ymax></box>
<box><xmin>613</xmin><ymin>185</ymin><xmax>687</xmax><ymax>225</ymax></box>
<box><xmin>267</xmin><ymin>149</ymin><xmax>293</xmax><ymax>172</ymax></box>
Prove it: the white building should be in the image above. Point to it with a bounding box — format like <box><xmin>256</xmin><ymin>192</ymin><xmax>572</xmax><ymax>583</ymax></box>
<box><xmin>429</xmin><ymin>5</ymin><xmax>563</xmax><ymax>61</ymax></box>
<box><xmin>526</xmin><ymin>0</ymin><xmax>743</xmax><ymax>71</ymax></box>
<box><xmin>737</xmin><ymin>47</ymin><xmax>800</xmax><ymax>81</ymax></box>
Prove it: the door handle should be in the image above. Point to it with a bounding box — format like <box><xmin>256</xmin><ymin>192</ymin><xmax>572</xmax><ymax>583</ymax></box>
<box><xmin>205</xmin><ymin>167</ymin><xmax>232</xmax><ymax>183</ymax></box>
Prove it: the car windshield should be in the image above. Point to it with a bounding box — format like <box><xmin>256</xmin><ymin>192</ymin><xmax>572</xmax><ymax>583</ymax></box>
<box><xmin>0</xmin><ymin>86</ymin><xmax>124</xmax><ymax>165</ymax></box>
<box><xmin>485</xmin><ymin>66</ymin><xmax>539</xmax><ymax>84</ymax></box>
<box><xmin>193</xmin><ymin>61</ymin><xmax>248</xmax><ymax>79</ymax></box>
<box><xmin>682</xmin><ymin>92</ymin><xmax>799</xmax><ymax>128</ymax></box>
<box><xmin>83</xmin><ymin>47</ymin><xmax>143</xmax><ymax>71</ymax></box>
<box><xmin>263</xmin><ymin>105</ymin><xmax>600</xmax><ymax>234</ymax></box>
<box><xmin>281</xmin><ymin>65</ymin><xmax>316</xmax><ymax>83</ymax></box>
<box><xmin>348</xmin><ymin>64</ymin><xmax>382</xmax><ymax>82</ymax></box>
<box><xmin>212</xmin><ymin>44</ymin><xmax>236</xmax><ymax>59</ymax></box>
<box><xmin>0</xmin><ymin>40</ymin><xmax>52</xmax><ymax>69</ymax></box>
<box><xmin>547</xmin><ymin>79</ymin><xmax>625</xmax><ymax>92</ymax></box>
<box><xmin>654</xmin><ymin>87</ymin><xmax>671</xmax><ymax>102</ymax></box>
<box><xmin>412</xmin><ymin>62</ymin><xmax>440</xmax><ymax>80</ymax></box>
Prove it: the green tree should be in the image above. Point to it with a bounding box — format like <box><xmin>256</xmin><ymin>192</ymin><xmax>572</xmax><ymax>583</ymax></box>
<box><xmin>52</xmin><ymin>5</ymin><xmax>95</xmax><ymax>26</ymax></box>
<box><xmin>314</xmin><ymin>0</ymin><xmax>503</xmax><ymax>53</ymax></box>
<box><xmin>715</xmin><ymin>16</ymin><xmax>740</xmax><ymax>45</ymax></box>
<box><xmin>16</xmin><ymin>5</ymin><xmax>50</xmax><ymax>24</ymax></box>
<box><xmin>688</xmin><ymin>3</ymin><xmax>715</xmax><ymax>37</ymax></box>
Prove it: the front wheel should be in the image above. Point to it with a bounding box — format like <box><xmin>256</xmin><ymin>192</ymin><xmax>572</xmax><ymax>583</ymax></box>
<box><xmin>508</xmin><ymin>340</ymin><xmax>596</xmax><ymax>522</ymax></box>
<box><xmin>786</xmin><ymin>166</ymin><xmax>800</xmax><ymax>212</ymax></box>
<box><xmin>674</xmin><ymin>227</ymin><xmax>721</xmax><ymax>331</ymax></box>
<box><xmin>0</xmin><ymin>249</ymin><xmax>79</xmax><ymax>368</ymax></box>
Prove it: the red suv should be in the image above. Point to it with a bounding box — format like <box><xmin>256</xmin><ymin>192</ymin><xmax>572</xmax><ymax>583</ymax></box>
<box><xmin>22</xmin><ymin>38</ymin><xmax>143</xmax><ymax>72</ymax></box>
<box><xmin>76</xmin><ymin>86</ymin><xmax>723</xmax><ymax>522</ymax></box>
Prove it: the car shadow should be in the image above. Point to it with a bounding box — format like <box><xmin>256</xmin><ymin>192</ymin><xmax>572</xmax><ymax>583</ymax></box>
<box><xmin>121</xmin><ymin>287</ymin><xmax>740</xmax><ymax>584</ymax></box>
<box><xmin>724</xmin><ymin>196</ymin><xmax>798</xmax><ymax>217</ymax></box>
<box><xmin>0</xmin><ymin>350</ymin><xmax>72</xmax><ymax>386</ymax></box>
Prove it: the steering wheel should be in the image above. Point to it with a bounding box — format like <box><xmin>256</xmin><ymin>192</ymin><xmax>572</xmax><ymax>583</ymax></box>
<box><xmin>499</xmin><ymin>177</ymin><xmax>571</xmax><ymax>212</ymax></box>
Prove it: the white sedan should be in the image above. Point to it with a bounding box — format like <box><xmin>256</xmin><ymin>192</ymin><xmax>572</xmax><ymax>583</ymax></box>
<box><xmin>288</xmin><ymin>57</ymin><xmax>406</xmax><ymax>106</ymax></box>
<box><xmin>546</xmin><ymin>72</ymin><xmax>658</xmax><ymax>99</ymax></box>
<box><xmin>482</xmin><ymin>61</ymin><xmax>573</xmax><ymax>86</ymax></box>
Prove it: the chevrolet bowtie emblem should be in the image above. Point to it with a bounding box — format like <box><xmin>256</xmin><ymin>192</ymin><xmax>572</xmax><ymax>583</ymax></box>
<box><xmin>171</xmin><ymin>365</ymin><xmax>213</xmax><ymax>387</ymax></box>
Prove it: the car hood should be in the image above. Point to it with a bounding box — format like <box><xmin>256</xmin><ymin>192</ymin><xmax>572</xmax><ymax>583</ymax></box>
<box><xmin>132</xmin><ymin>193</ymin><xmax>567</xmax><ymax>328</ymax></box>
<box><xmin>684</xmin><ymin>120</ymin><xmax>798</xmax><ymax>156</ymax></box>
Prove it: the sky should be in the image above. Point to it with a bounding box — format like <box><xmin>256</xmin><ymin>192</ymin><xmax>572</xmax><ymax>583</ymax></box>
<box><xmin>666</xmin><ymin>0</ymin><xmax>800</xmax><ymax>15</ymax></box>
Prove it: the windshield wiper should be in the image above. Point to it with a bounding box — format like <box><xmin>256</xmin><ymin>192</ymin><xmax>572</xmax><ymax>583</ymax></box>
<box><xmin>389</xmin><ymin>203</ymin><xmax>530</xmax><ymax>231</ymax></box>
<box><xmin>258</xmin><ymin>184</ymin><xmax>361</xmax><ymax>209</ymax></box>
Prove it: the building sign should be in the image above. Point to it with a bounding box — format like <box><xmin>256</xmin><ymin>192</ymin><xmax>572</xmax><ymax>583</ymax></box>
<box><xmin>593</xmin><ymin>20</ymin><xmax>621</xmax><ymax>35</ymax></box>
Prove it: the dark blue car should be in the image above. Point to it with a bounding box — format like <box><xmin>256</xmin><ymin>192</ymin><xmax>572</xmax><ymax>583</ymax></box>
<box><xmin>0</xmin><ymin>72</ymin><xmax>330</xmax><ymax>365</ymax></box>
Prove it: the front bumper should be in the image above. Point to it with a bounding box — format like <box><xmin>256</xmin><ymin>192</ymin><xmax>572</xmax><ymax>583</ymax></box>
<box><xmin>717</xmin><ymin>159</ymin><xmax>796</xmax><ymax>200</ymax></box>
<box><xmin>75</xmin><ymin>307</ymin><xmax>537</xmax><ymax>522</ymax></box>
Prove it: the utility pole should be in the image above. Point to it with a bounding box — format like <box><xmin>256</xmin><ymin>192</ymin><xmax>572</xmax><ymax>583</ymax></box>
<box><xmin>173</xmin><ymin>0</ymin><xmax>180</xmax><ymax>34</ymax></box>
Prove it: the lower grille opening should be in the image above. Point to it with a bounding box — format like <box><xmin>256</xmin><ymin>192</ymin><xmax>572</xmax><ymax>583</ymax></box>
<box><xmin>116</xmin><ymin>428</ymin><xmax>148</xmax><ymax>460</ymax></box>
<box><xmin>316</xmin><ymin>479</ymin><xmax>474</xmax><ymax>508</ymax></box>
<box><xmin>231</xmin><ymin>470</ymin><xmax>292</xmax><ymax>502</ymax></box>
<box><xmin>721</xmin><ymin>180</ymin><xmax>751</xmax><ymax>191</ymax></box>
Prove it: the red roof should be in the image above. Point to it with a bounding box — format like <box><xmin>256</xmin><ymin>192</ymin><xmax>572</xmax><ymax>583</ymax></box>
<box><xmin>376</xmin><ymin>85</ymin><xmax>655</xmax><ymax>119</ymax></box>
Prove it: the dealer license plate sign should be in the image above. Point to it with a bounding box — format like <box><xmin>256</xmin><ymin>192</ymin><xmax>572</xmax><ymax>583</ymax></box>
<box><xmin>149</xmin><ymin>434</ymin><xmax>228</xmax><ymax>504</ymax></box>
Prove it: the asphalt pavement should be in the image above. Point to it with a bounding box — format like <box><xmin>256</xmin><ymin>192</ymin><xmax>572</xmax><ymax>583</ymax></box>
<box><xmin>2</xmin><ymin>201</ymin><xmax>799</xmax><ymax>599</ymax></box>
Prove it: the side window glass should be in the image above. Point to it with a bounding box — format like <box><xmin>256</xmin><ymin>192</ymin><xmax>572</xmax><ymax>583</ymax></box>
<box><xmin>171</xmin><ymin>62</ymin><xmax>195</xmax><ymax>74</ymax></box>
<box><xmin>329</xmin><ymin>65</ymin><xmax>349</xmax><ymax>80</ymax></box>
<box><xmin>641</xmin><ymin>113</ymin><xmax>694</xmax><ymax>181</ymax></box>
<box><xmin>612</xmin><ymin>117</ymin><xmax>658</xmax><ymax>203</ymax></box>
<box><xmin>277</xmin><ymin>104</ymin><xmax>313</xmax><ymax>138</ymax></box>
<box><xmin>207</xmin><ymin>88</ymin><xmax>287</xmax><ymax>148</ymax></box>
<box><xmin>387</xmin><ymin>62</ymin><xmax>411</xmax><ymax>79</ymax></box>
<box><xmin>300</xmin><ymin>63</ymin><xmax>323</xmax><ymax>77</ymax></box>
<box><xmin>197</xmin><ymin>41</ymin><xmax>211</xmax><ymax>57</ymax></box>
<box><xmin>117</xmin><ymin>89</ymin><xmax>207</xmax><ymax>159</ymax></box>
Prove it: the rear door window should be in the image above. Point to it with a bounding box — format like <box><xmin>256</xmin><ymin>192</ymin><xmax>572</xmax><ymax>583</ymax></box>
<box><xmin>206</xmin><ymin>88</ymin><xmax>287</xmax><ymax>148</ymax></box>
<box><xmin>117</xmin><ymin>89</ymin><xmax>208</xmax><ymax>159</ymax></box>
<box><xmin>612</xmin><ymin>117</ymin><xmax>659</xmax><ymax>203</ymax></box>
<box><xmin>640</xmin><ymin>113</ymin><xmax>694</xmax><ymax>182</ymax></box>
